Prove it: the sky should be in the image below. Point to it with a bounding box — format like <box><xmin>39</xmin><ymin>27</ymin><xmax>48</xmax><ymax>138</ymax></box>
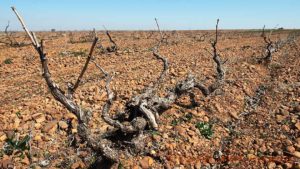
<box><xmin>0</xmin><ymin>0</ymin><xmax>299</xmax><ymax>31</ymax></box>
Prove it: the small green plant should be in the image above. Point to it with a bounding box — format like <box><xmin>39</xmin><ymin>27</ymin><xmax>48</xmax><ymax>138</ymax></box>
<box><xmin>150</xmin><ymin>130</ymin><xmax>160</xmax><ymax>136</ymax></box>
<box><xmin>3</xmin><ymin>133</ymin><xmax>30</xmax><ymax>155</ymax></box>
<box><xmin>196</xmin><ymin>122</ymin><xmax>214</xmax><ymax>139</ymax></box>
<box><xmin>4</xmin><ymin>58</ymin><xmax>13</xmax><ymax>64</ymax></box>
<box><xmin>16</xmin><ymin>111</ymin><xmax>21</xmax><ymax>118</ymax></box>
<box><xmin>171</xmin><ymin>113</ymin><xmax>193</xmax><ymax>126</ymax></box>
<box><xmin>171</xmin><ymin>119</ymin><xmax>181</xmax><ymax>126</ymax></box>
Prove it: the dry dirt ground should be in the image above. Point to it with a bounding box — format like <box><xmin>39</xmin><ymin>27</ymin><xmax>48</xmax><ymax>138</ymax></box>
<box><xmin>0</xmin><ymin>30</ymin><xmax>299</xmax><ymax>169</ymax></box>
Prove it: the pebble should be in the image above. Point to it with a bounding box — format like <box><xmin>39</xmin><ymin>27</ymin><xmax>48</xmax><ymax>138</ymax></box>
<box><xmin>58</xmin><ymin>121</ymin><xmax>68</xmax><ymax>130</ymax></box>
<box><xmin>295</xmin><ymin>105</ymin><xmax>300</xmax><ymax>112</ymax></box>
<box><xmin>293</xmin><ymin>151</ymin><xmax>300</xmax><ymax>158</ymax></box>
<box><xmin>195</xmin><ymin>161</ymin><xmax>201</xmax><ymax>169</ymax></box>
<box><xmin>280</xmin><ymin>109</ymin><xmax>290</xmax><ymax>116</ymax></box>
<box><xmin>39</xmin><ymin>160</ymin><xmax>50</xmax><ymax>167</ymax></box>
<box><xmin>284</xmin><ymin>163</ymin><xmax>292</xmax><ymax>168</ymax></box>
<box><xmin>35</xmin><ymin>115</ymin><xmax>46</xmax><ymax>123</ymax></box>
<box><xmin>0</xmin><ymin>133</ymin><xmax>7</xmax><ymax>141</ymax></box>
<box><xmin>140</xmin><ymin>156</ymin><xmax>154</xmax><ymax>169</ymax></box>
<box><xmin>247</xmin><ymin>154</ymin><xmax>256</xmax><ymax>159</ymax></box>
<box><xmin>287</xmin><ymin>146</ymin><xmax>295</xmax><ymax>153</ymax></box>
<box><xmin>295</xmin><ymin>122</ymin><xmax>300</xmax><ymax>130</ymax></box>
<box><xmin>21</xmin><ymin>156</ymin><xmax>30</xmax><ymax>165</ymax></box>
<box><xmin>276</xmin><ymin>115</ymin><xmax>285</xmax><ymax>123</ymax></box>
<box><xmin>33</xmin><ymin>135</ymin><xmax>42</xmax><ymax>142</ymax></box>
<box><xmin>175</xmin><ymin>126</ymin><xmax>186</xmax><ymax>137</ymax></box>
<box><xmin>268</xmin><ymin>162</ymin><xmax>276</xmax><ymax>169</ymax></box>
<box><xmin>150</xmin><ymin>150</ymin><xmax>156</xmax><ymax>155</ymax></box>
<box><xmin>71</xmin><ymin>161</ymin><xmax>84</xmax><ymax>169</ymax></box>
<box><xmin>42</xmin><ymin>121</ymin><xmax>57</xmax><ymax>133</ymax></box>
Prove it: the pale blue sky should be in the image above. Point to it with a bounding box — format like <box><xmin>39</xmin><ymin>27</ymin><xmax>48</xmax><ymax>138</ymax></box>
<box><xmin>0</xmin><ymin>0</ymin><xmax>299</xmax><ymax>31</ymax></box>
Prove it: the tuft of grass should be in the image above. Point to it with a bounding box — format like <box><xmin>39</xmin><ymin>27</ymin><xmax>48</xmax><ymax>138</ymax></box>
<box><xmin>196</xmin><ymin>122</ymin><xmax>214</xmax><ymax>139</ymax></box>
<box><xmin>4</xmin><ymin>58</ymin><xmax>13</xmax><ymax>64</ymax></box>
<box><xmin>171</xmin><ymin>119</ymin><xmax>181</xmax><ymax>126</ymax></box>
<box><xmin>3</xmin><ymin>134</ymin><xmax>30</xmax><ymax>155</ymax></box>
<box><xmin>16</xmin><ymin>111</ymin><xmax>21</xmax><ymax>118</ymax></box>
<box><xmin>150</xmin><ymin>130</ymin><xmax>160</xmax><ymax>136</ymax></box>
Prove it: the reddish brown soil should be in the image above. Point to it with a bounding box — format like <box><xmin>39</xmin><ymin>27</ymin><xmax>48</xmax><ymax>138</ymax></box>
<box><xmin>0</xmin><ymin>30</ymin><xmax>299</xmax><ymax>168</ymax></box>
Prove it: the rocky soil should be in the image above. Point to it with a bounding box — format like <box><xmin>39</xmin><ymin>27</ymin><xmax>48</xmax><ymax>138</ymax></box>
<box><xmin>0</xmin><ymin>30</ymin><xmax>299</xmax><ymax>168</ymax></box>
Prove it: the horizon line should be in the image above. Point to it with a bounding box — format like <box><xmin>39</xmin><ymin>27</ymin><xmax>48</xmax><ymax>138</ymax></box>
<box><xmin>2</xmin><ymin>28</ymin><xmax>300</xmax><ymax>32</ymax></box>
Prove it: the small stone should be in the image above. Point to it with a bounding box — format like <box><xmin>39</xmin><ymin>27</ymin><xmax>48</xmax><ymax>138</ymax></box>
<box><xmin>152</xmin><ymin>134</ymin><xmax>161</xmax><ymax>142</ymax></box>
<box><xmin>33</xmin><ymin>135</ymin><xmax>42</xmax><ymax>142</ymax></box>
<box><xmin>5</xmin><ymin>131</ymin><xmax>15</xmax><ymax>140</ymax></box>
<box><xmin>171</xmin><ymin>79</ymin><xmax>176</xmax><ymax>84</ymax></box>
<box><xmin>295</xmin><ymin>122</ymin><xmax>300</xmax><ymax>130</ymax></box>
<box><xmin>21</xmin><ymin>156</ymin><xmax>30</xmax><ymax>165</ymax></box>
<box><xmin>34</xmin><ymin>115</ymin><xmax>46</xmax><ymax>123</ymax></box>
<box><xmin>259</xmin><ymin>145</ymin><xmax>267</xmax><ymax>153</ymax></box>
<box><xmin>71</xmin><ymin>161</ymin><xmax>84</xmax><ymax>169</ymax></box>
<box><xmin>42</xmin><ymin>121</ymin><xmax>57</xmax><ymax>133</ymax></box>
<box><xmin>162</xmin><ymin>133</ymin><xmax>168</xmax><ymax>139</ymax></box>
<box><xmin>268</xmin><ymin>162</ymin><xmax>276</xmax><ymax>169</ymax></box>
<box><xmin>0</xmin><ymin>158</ymin><xmax>13</xmax><ymax>169</ymax></box>
<box><xmin>294</xmin><ymin>105</ymin><xmax>300</xmax><ymax>112</ymax></box>
<box><xmin>296</xmin><ymin>138</ymin><xmax>300</xmax><ymax>145</ymax></box>
<box><xmin>280</xmin><ymin>109</ymin><xmax>290</xmax><ymax>116</ymax></box>
<box><xmin>203</xmin><ymin>116</ymin><xmax>209</xmax><ymax>122</ymax></box>
<box><xmin>35</xmin><ymin>123</ymin><xmax>42</xmax><ymax>129</ymax></box>
<box><xmin>174</xmin><ymin>126</ymin><xmax>186</xmax><ymax>137</ymax></box>
<box><xmin>132</xmin><ymin>165</ymin><xmax>139</xmax><ymax>169</ymax></box>
<box><xmin>93</xmin><ymin>92</ymin><xmax>106</xmax><ymax>101</ymax></box>
<box><xmin>247</xmin><ymin>154</ymin><xmax>256</xmax><ymax>159</ymax></box>
<box><xmin>282</xmin><ymin>125</ymin><xmax>290</xmax><ymax>132</ymax></box>
<box><xmin>58</xmin><ymin>121</ymin><xmax>68</xmax><ymax>130</ymax></box>
<box><xmin>286</xmin><ymin>139</ymin><xmax>293</xmax><ymax>145</ymax></box>
<box><xmin>284</xmin><ymin>163</ymin><xmax>293</xmax><ymax>168</ymax></box>
<box><xmin>150</xmin><ymin>150</ymin><xmax>156</xmax><ymax>155</ymax></box>
<box><xmin>32</xmin><ymin>113</ymin><xmax>43</xmax><ymax>119</ymax></box>
<box><xmin>287</xmin><ymin>146</ymin><xmax>295</xmax><ymax>153</ymax></box>
<box><xmin>71</xmin><ymin>128</ymin><xmax>77</xmax><ymax>134</ymax></box>
<box><xmin>195</xmin><ymin>161</ymin><xmax>201</xmax><ymax>169</ymax></box>
<box><xmin>65</xmin><ymin>113</ymin><xmax>77</xmax><ymax>120</ymax></box>
<box><xmin>276</xmin><ymin>115</ymin><xmax>285</xmax><ymax>123</ymax></box>
<box><xmin>178</xmin><ymin>71</ymin><xmax>185</xmax><ymax>76</ymax></box>
<box><xmin>208</xmin><ymin>158</ymin><xmax>215</xmax><ymax>164</ymax></box>
<box><xmin>13</xmin><ymin>118</ymin><xmax>20</xmax><ymax>129</ymax></box>
<box><xmin>0</xmin><ymin>133</ymin><xmax>7</xmax><ymax>141</ymax></box>
<box><xmin>140</xmin><ymin>156</ymin><xmax>154</xmax><ymax>169</ymax></box>
<box><xmin>39</xmin><ymin>160</ymin><xmax>50</xmax><ymax>167</ymax></box>
<box><xmin>187</xmin><ymin>130</ymin><xmax>195</xmax><ymax>136</ymax></box>
<box><xmin>293</xmin><ymin>151</ymin><xmax>300</xmax><ymax>158</ymax></box>
<box><xmin>180</xmin><ymin>156</ymin><xmax>187</xmax><ymax>165</ymax></box>
<box><xmin>228</xmin><ymin>111</ymin><xmax>239</xmax><ymax>119</ymax></box>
